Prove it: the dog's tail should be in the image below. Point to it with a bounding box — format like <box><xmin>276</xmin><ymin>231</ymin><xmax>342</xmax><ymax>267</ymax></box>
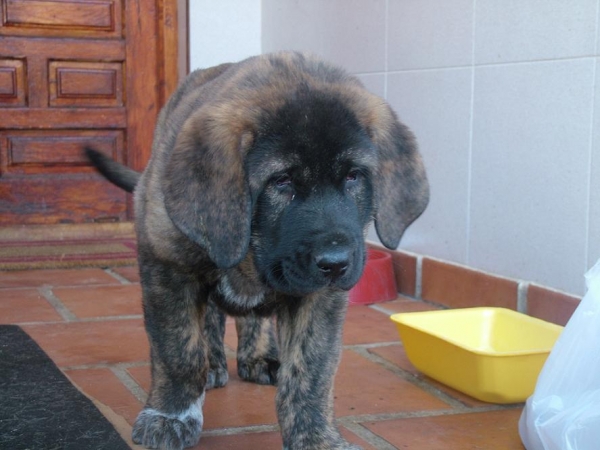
<box><xmin>84</xmin><ymin>147</ymin><xmax>140</xmax><ymax>193</ymax></box>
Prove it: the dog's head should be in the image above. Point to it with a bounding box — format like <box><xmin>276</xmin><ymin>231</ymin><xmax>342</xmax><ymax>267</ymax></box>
<box><xmin>164</xmin><ymin>52</ymin><xmax>429</xmax><ymax>296</ymax></box>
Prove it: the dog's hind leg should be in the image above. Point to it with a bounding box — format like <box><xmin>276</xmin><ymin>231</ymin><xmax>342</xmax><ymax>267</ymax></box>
<box><xmin>235</xmin><ymin>314</ymin><xmax>279</xmax><ymax>385</ymax></box>
<box><xmin>204</xmin><ymin>297</ymin><xmax>229</xmax><ymax>389</ymax></box>
<box><xmin>132</xmin><ymin>258</ymin><xmax>208</xmax><ymax>450</ymax></box>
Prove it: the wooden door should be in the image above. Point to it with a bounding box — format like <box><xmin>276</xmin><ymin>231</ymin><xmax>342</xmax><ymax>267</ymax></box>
<box><xmin>0</xmin><ymin>0</ymin><xmax>187</xmax><ymax>225</ymax></box>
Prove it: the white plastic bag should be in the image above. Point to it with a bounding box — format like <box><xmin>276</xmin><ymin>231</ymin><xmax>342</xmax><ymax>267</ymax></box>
<box><xmin>519</xmin><ymin>259</ymin><xmax>600</xmax><ymax>450</ymax></box>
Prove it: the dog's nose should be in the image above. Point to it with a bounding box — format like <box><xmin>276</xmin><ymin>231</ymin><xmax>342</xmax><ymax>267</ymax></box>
<box><xmin>315</xmin><ymin>251</ymin><xmax>349</xmax><ymax>280</ymax></box>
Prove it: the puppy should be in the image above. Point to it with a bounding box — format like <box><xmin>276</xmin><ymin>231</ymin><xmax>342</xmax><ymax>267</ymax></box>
<box><xmin>86</xmin><ymin>51</ymin><xmax>429</xmax><ymax>450</ymax></box>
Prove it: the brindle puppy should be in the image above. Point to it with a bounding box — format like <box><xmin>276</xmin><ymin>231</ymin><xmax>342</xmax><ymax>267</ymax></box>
<box><xmin>85</xmin><ymin>51</ymin><xmax>429</xmax><ymax>450</ymax></box>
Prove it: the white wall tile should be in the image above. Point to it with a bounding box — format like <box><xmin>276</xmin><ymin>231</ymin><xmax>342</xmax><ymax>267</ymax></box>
<box><xmin>261</xmin><ymin>0</ymin><xmax>387</xmax><ymax>73</ymax></box>
<box><xmin>386</xmin><ymin>68</ymin><xmax>473</xmax><ymax>263</ymax></box>
<box><xmin>475</xmin><ymin>0</ymin><xmax>597</xmax><ymax>65</ymax></box>
<box><xmin>354</xmin><ymin>73</ymin><xmax>386</xmax><ymax>98</ymax></box>
<box><xmin>470</xmin><ymin>60</ymin><xmax>595</xmax><ymax>295</ymax></box>
<box><xmin>388</xmin><ymin>0</ymin><xmax>474</xmax><ymax>70</ymax></box>
<box><xmin>589</xmin><ymin>151</ymin><xmax>600</xmax><ymax>271</ymax></box>
<box><xmin>588</xmin><ymin>58</ymin><xmax>600</xmax><ymax>271</ymax></box>
<box><xmin>189</xmin><ymin>0</ymin><xmax>262</xmax><ymax>70</ymax></box>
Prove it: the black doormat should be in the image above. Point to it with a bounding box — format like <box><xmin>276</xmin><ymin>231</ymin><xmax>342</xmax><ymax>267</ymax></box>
<box><xmin>0</xmin><ymin>325</ymin><xmax>130</xmax><ymax>450</ymax></box>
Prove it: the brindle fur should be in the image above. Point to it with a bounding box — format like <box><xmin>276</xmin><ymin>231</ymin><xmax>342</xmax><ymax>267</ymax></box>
<box><xmin>85</xmin><ymin>51</ymin><xmax>429</xmax><ymax>450</ymax></box>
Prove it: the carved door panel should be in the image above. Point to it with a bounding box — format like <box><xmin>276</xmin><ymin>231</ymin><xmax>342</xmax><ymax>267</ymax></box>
<box><xmin>0</xmin><ymin>0</ymin><xmax>184</xmax><ymax>225</ymax></box>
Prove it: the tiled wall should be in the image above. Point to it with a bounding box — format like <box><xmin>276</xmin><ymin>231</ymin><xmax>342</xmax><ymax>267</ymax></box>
<box><xmin>189</xmin><ymin>0</ymin><xmax>261</xmax><ymax>70</ymax></box>
<box><xmin>262</xmin><ymin>0</ymin><xmax>600</xmax><ymax>296</ymax></box>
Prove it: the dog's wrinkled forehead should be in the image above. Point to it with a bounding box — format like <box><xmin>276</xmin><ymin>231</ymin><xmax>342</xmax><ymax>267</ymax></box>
<box><xmin>246</xmin><ymin>88</ymin><xmax>377</xmax><ymax>188</ymax></box>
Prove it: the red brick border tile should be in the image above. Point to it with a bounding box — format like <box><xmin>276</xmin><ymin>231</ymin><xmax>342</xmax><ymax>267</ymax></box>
<box><xmin>527</xmin><ymin>284</ymin><xmax>581</xmax><ymax>326</ymax></box>
<box><xmin>390</xmin><ymin>250</ymin><xmax>418</xmax><ymax>297</ymax></box>
<box><xmin>421</xmin><ymin>258</ymin><xmax>519</xmax><ymax>309</ymax></box>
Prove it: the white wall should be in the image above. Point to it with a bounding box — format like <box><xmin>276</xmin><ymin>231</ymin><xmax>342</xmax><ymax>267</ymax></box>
<box><xmin>190</xmin><ymin>1</ymin><xmax>599</xmax><ymax>295</ymax></box>
<box><xmin>188</xmin><ymin>0</ymin><xmax>261</xmax><ymax>70</ymax></box>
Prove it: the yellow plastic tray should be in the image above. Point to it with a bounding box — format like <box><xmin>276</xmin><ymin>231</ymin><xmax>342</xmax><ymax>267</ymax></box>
<box><xmin>390</xmin><ymin>307</ymin><xmax>563</xmax><ymax>403</ymax></box>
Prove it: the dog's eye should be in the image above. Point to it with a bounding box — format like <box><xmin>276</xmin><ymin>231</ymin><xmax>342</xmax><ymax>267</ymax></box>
<box><xmin>345</xmin><ymin>169</ymin><xmax>360</xmax><ymax>188</ymax></box>
<box><xmin>274</xmin><ymin>173</ymin><xmax>292</xmax><ymax>189</ymax></box>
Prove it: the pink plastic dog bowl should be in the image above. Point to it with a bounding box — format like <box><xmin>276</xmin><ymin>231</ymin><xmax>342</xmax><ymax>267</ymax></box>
<box><xmin>349</xmin><ymin>249</ymin><xmax>398</xmax><ymax>305</ymax></box>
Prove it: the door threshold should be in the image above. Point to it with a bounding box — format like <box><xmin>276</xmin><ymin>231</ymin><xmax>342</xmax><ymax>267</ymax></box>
<box><xmin>0</xmin><ymin>222</ymin><xmax>135</xmax><ymax>242</ymax></box>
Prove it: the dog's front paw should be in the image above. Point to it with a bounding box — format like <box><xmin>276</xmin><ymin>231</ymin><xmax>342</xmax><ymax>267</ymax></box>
<box><xmin>237</xmin><ymin>356</ymin><xmax>279</xmax><ymax>385</ymax></box>
<box><xmin>206</xmin><ymin>366</ymin><xmax>229</xmax><ymax>389</ymax></box>
<box><xmin>132</xmin><ymin>398</ymin><xmax>204</xmax><ymax>450</ymax></box>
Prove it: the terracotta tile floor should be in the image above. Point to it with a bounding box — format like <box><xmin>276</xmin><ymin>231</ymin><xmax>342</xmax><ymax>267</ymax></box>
<box><xmin>0</xmin><ymin>266</ymin><xmax>526</xmax><ymax>449</ymax></box>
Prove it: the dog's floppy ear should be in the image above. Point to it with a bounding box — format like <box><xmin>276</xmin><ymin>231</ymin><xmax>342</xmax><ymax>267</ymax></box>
<box><xmin>371</xmin><ymin>109</ymin><xmax>429</xmax><ymax>249</ymax></box>
<box><xmin>163</xmin><ymin>111</ymin><xmax>252</xmax><ymax>269</ymax></box>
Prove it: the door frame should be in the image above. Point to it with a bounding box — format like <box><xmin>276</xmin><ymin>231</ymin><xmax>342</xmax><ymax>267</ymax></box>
<box><xmin>132</xmin><ymin>0</ymin><xmax>189</xmax><ymax>170</ymax></box>
<box><xmin>161</xmin><ymin>0</ymin><xmax>190</xmax><ymax>105</ymax></box>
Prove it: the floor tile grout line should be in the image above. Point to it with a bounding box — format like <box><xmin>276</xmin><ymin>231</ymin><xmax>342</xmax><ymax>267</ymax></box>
<box><xmin>38</xmin><ymin>285</ymin><xmax>78</xmax><ymax>322</ymax></box>
<box><xmin>343</xmin><ymin>341</ymin><xmax>400</xmax><ymax>350</ymax></box>
<box><xmin>110</xmin><ymin>366</ymin><xmax>148</xmax><ymax>404</ymax></box>
<box><xmin>0</xmin><ymin>286</ymin><xmax>51</xmax><ymax>291</ymax></box>
<box><xmin>337</xmin><ymin>402</ymin><xmax>522</xmax><ymax>425</ymax></box>
<box><xmin>15</xmin><ymin>314</ymin><xmax>144</xmax><ymax>326</ymax></box>
<box><xmin>62</xmin><ymin>361</ymin><xmax>150</xmax><ymax>371</ymax></box>
<box><xmin>104</xmin><ymin>267</ymin><xmax>134</xmax><ymax>285</ymax></box>
<box><xmin>350</xmin><ymin>346</ymin><xmax>469</xmax><ymax>411</ymax></box>
<box><xmin>365</xmin><ymin>296</ymin><xmax>443</xmax><ymax>317</ymax></box>
<box><xmin>201</xmin><ymin>424</ymin><xmax>280</xmax><ymax>437</ymax></box>
<box><xmin>0</xmin><ymin>281</ymin><xmax>141</xmax><ymax>291</ymax></box>
<box><xmin>367</xmin><ymin>303</ymin><xmax>397</xmax><ymax>316</ymax></box>
<box><xmin>71</xmin><ymin>314</ymin><xmax>144</xmax><ymax>322</ymax></box>
<box><xmin>338</xmin><ymin>420</ymin><xmax>397</xmax><ymax>450</ymax></box>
